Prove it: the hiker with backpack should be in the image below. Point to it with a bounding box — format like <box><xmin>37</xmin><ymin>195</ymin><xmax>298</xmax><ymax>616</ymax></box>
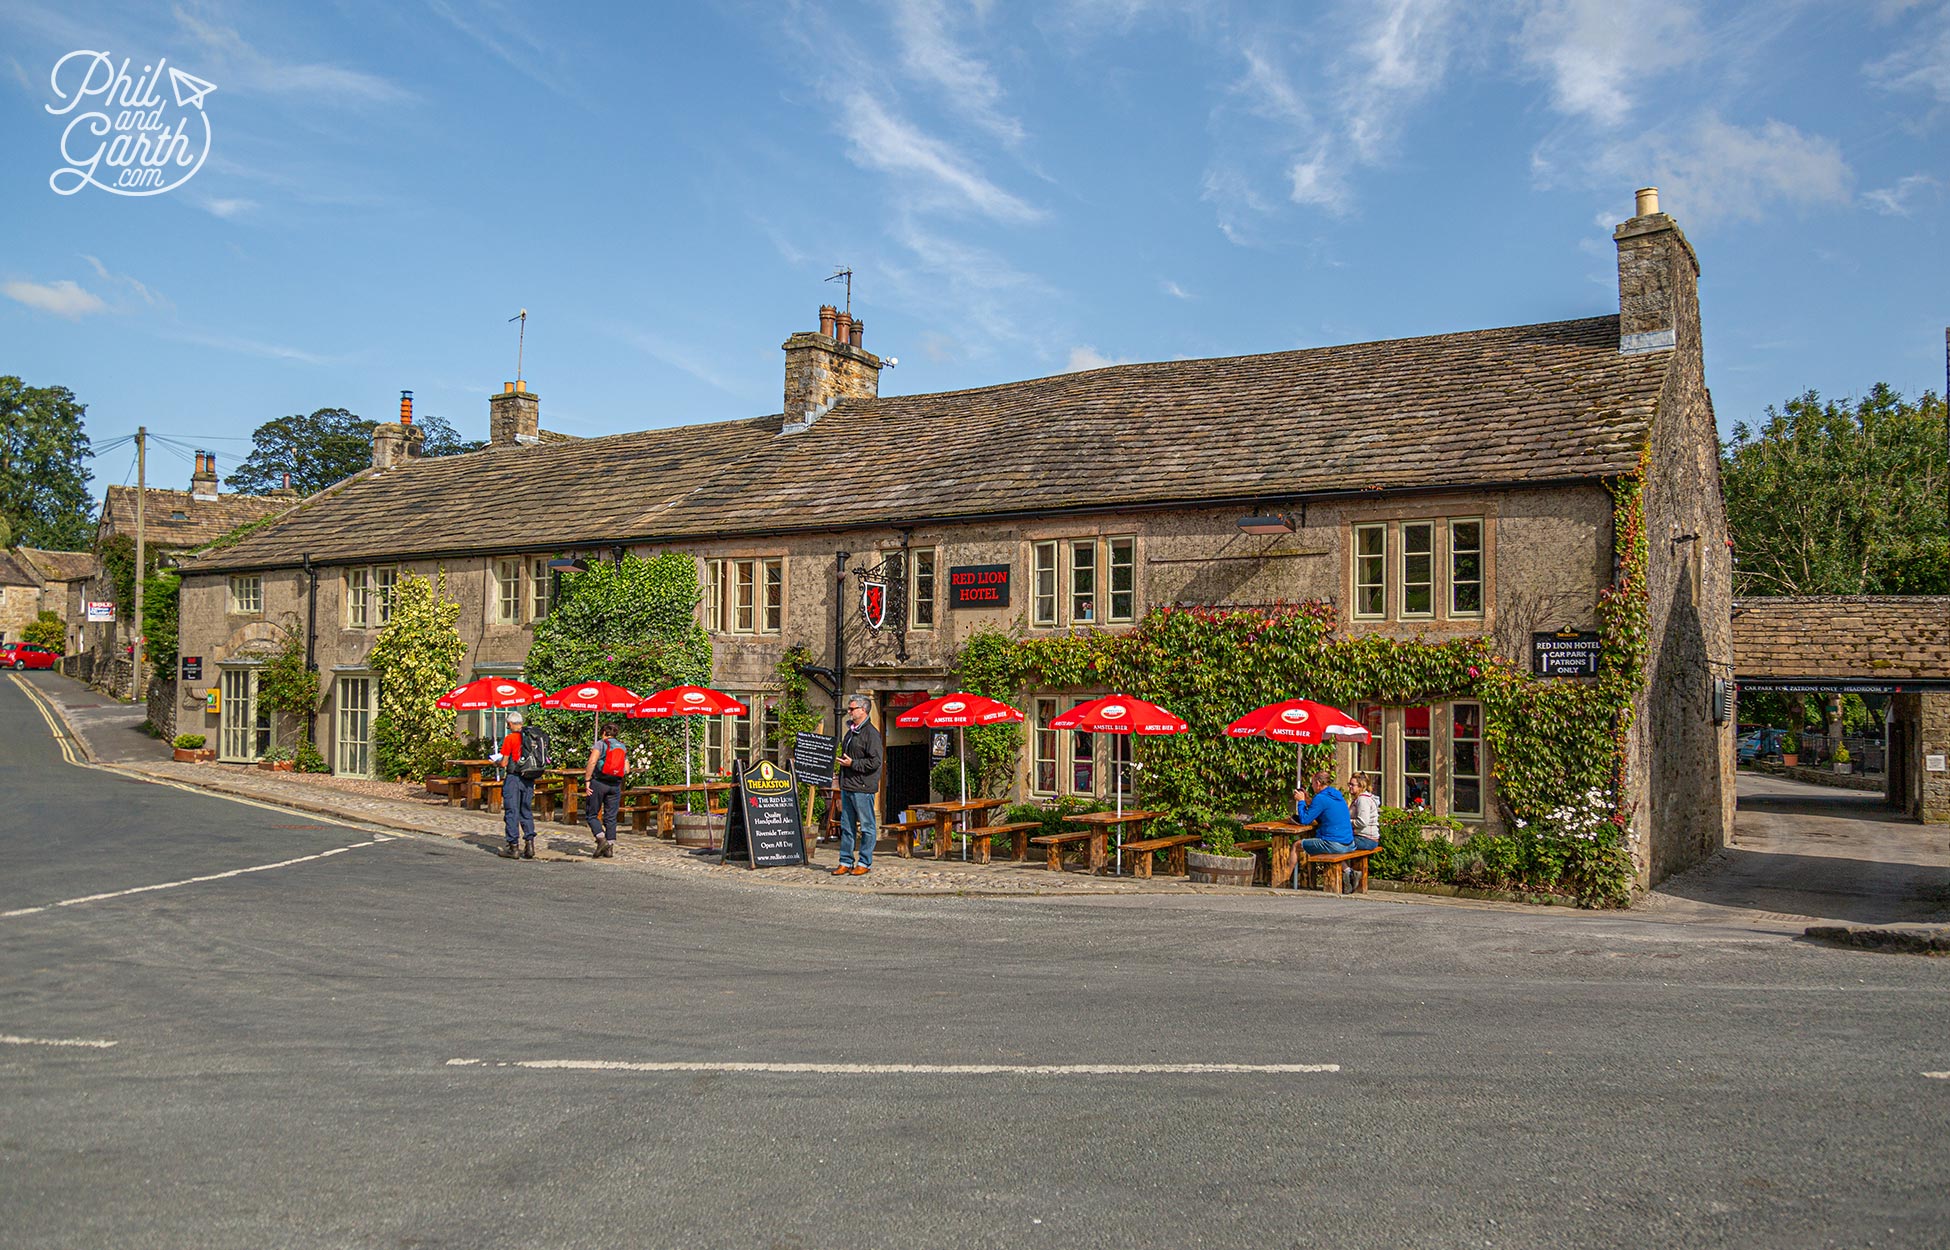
<box><xmin>492</xmin><ymin>710</ymin><xmax>549</xmax><ymax>858</ymax></box>
<box><xmin>583</xmin><ymin>733</ymin><xmax>628</xmax><ymax>858</ymax></box>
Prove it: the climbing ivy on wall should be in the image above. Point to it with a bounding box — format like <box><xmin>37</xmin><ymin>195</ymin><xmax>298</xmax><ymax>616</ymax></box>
<box><xmin>949</xmin><ymin>476</ymin><xmax>1650</xmax><ymax>907</ymax></box>
<box><xmin>368</xmin><ymin>571</ymin><xmax>468</xmax><ymax>781</ymax></box>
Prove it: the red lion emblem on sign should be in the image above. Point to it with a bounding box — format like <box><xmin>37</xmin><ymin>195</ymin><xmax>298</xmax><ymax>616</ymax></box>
<box><xmin>861</xmin><ymin>580</ymin><xmax>888</xmax><ymax>630</ymax></box>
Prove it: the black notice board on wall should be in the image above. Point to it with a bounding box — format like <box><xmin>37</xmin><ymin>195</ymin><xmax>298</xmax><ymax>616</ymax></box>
<box><xmin>720</xmin><ymin>759</ymin><xmax>808</xmax><ymax>869</ymax></box>
<box><xmin>180</xmin><ymin>656</ymin><xmax>202</xmax><ymax>681</ymax></box>
<box><xmin>792</xmin><ymin>731</ymin><xmax>836</xmax><ymax>785</ymax></box>
<box><xmin>948</xmin><ymin>564</ymin><xmax>1011</xmax><ymax>608</ymax></box>
<box><xmin>1531</xmin><ymin>631</ymin><xmax>1602</xmax><ymax>677</ymax></box>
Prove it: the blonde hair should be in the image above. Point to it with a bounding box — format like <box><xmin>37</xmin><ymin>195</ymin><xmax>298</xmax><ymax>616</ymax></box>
<box><xmin>1345</xmin><ymin>774</ymin><xmax>1368</xmax><ymax>795</ymax></box>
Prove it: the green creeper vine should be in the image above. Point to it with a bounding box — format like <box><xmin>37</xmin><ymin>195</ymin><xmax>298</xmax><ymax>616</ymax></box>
<box><xmin>368</xmin><ymin>571</ymin><xmax>469</xmax><ymax>781</ymax></box>
<box><xmin>950</xmin><ymin>478</ymin><xmax>1650</xmax><ymax>907</ymax></box>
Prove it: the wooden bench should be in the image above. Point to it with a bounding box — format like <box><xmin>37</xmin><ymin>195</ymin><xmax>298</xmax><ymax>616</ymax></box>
<box><xmin>1298</xmin><ymin>847</ymin><xmax>1377</xmax><ymax>894</ymax></box>
<box><xmin>621</xmin><ymin>792</ymin><xmax>658</xmax><ymax>835</ymax></box>
<box><xmin>951</xmin><ymin>821</ymin><xmax>1042</xmax><ymax>865</ymax></box>
<box><xmin>1121</xmin><ymin>832</ymin><xmax>1202</xmax><ymax>879</ymax></box>
<box><xmin>1030</xmin><ymin>829</ymin><xmax>1100</xmax><ymax>873</ymax></box>
<box><xmin>423</xmin><ymin>776</ymin><xmax>454</xmax><ymax>799</ymax></box>
<box><xmin>479</xmin><ymin>779</ymin><xmax>503</xmax><ymax>811</ymax></box>
<box><xmin>880</xmin><ymin>819</ymin><xmax>934</xmax><ymax>859</ymax></box>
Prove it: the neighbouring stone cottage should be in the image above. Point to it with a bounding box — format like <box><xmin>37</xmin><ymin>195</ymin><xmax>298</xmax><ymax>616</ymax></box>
<box><xmin>174</xmin><ymin>190</ymin><xmax>1736</xmax><ymax>886</ymax></box>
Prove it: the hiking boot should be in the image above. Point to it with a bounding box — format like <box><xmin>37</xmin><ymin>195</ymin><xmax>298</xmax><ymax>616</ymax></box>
<box><xmin>520</xmin><ymin>839</ymin><xmax>536</xmax><ymax>859</ymax></box>
<box><xmin>602</xmin><ymin>839</ymin><xmax>616</xmax><ymax>858</ymax></box>
<box><xmin>502</xmin><ymin>843</ymin><xmax>520</xmax><ymax>859</ymax></box>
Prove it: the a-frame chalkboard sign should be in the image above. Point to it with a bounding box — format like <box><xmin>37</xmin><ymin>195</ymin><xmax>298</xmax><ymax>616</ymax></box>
<box><xmin>720</xmin><ymin>758</ymin><xmax>808</xmax><ymax>868</ymax></box>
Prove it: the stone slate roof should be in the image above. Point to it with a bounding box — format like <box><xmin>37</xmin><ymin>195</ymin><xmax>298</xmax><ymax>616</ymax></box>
<box><xmin>1733</xmin><ymin>597</ymin><xmax>1950</xmax><ymax>681</ymax></box>
<box><xmin>12</xmin><ymin>547</ymin><xmax>96</xmax><ymax>583</ymax></box>
<box><xmin>186</xmin><ymin>315</ymin><xmax>1667</xmax><ymax>573</ymax></box>
<box><xmin>102</xmin><ymin>486</ymin><xmax>294</xmax><ymax>549</ymax></box>
<box><xmin>0</xmin><ymin>551</ymin><xmax>35</xmax><ymax>587</ymax></box>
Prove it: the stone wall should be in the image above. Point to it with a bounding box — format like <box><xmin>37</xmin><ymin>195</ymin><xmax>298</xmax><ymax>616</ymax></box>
<box><xmin>1920</xmin><ymin>692</ymin><xmax>1950</xmax><ymax>824</ymax></box>
<box><xmin>1627</xmin><ymin>209</ymin><xmax>1736</xmax><ymax>887</ymax></box>
<box><xmin>145</xmin><ymin>676</ymin><xmax>179</xmax><ymax>742</ymax></box>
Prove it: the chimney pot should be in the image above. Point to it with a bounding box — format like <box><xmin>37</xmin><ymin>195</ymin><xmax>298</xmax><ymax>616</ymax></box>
<box><xmin>833</xmin><ymin>310</ymin><xmax>853</xmax><ymax>345</ymax></box>
<box><xmin>1635</xmin><ymin>186</ymin><xmax>1659</xmax><ymax>217</ymax></box>
<box><xmin>503</xmin><ymin>381</ymin><xmax>515</xmax><ymax>394</ymax></box>
<box><xmin>849</xmin><ymin>318</ymin><xmax>864</xmax><ymax>348</ymax></box>
<box><xmin>819</xmin><ymin>305</ymin><xmax>838</xmax><ymax>338</ymax></box>
<box><xmin>399</xmin><ymin>389</ymin><xmax>415</xmax><ymax>425</ymax></box>
<box><xmin>207</xmin><ymin>452</ymin><xmax>216</xmax><ymax>477</ymax></box>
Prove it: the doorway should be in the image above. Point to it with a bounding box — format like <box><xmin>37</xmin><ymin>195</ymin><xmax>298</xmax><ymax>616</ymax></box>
<box><xmin>885</xmin><ymin>743</ymin><xmax>931</xmax><ymax>823</ymax></box>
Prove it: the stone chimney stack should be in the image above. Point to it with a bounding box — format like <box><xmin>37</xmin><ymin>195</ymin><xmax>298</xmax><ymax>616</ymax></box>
<box><xmin>490</xmin><ymin>380</ymin><xmax>541</xmax><ymax>446</ymax></box>
<box><xmin>782</xmin><ymin>305</ymin><xmax>882</xmax><ymax>434</ymax></box>
<box><xmin>1614</xmin><ymin>185</ymin><xmax>1701</xmax><ymax>355</ymax></box>
<box><xmin>190</xmin><ymin>450</ymin><xmax>219</xmax><ymax>500</ymax></box>
<box><xmin>372</xmin><ymin>391</ymin><xmax>427</xmax><ymax>469</ymax></box>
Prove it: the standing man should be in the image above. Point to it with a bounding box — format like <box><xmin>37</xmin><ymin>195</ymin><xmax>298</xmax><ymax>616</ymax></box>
<box><xmin>833</xmin><ymin>693</ymin><xmax>882</xmax><ymax>876</ymax></box>
<box><xmin>583</xmin><ymin>732</ymin><xmax>627</xmax><ymax>858</ymax></box>
<box><xmin>492</xmin><ymin>710</ymin><xmax>539</xmax><ymax>859</ymax></box>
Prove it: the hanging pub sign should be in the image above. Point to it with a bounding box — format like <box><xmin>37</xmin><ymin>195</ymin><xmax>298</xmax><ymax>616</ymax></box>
<box><xmin>720</xmin><ymin>758</ymin><xmax>808</xmax><ymax>869</ymax></box>
<box><xmin>1531</xmin><ymin>630</ymin><xmax>1602</xmax><ymax>678</ymax></box>
<box><xmin>860</xmin><ymin>579</ymin><xmax>891</xmax><ymax>630</ymax></box>
<box><xmin>947</xmin><ymin>564</ymin><xmax>1011</xmax><ymax>608</ymax></box>
<box><xmin>180</xmin><ymin>656</ymin><xmax>203</xmax><ymax>681</ymax></box>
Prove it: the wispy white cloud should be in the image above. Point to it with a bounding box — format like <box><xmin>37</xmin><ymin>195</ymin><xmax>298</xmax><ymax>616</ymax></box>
<box><xmin>1065</xmin><ymin>345</ymin><xmax>1129</xmax><ymax>371</ymax></box>
<box><xmin>1161</xmin><ymin>279</ymin><xmax>1195</xmax><ymax>300</ymax></box>
<box><xmin>888</xmin><ymin>0</ymin><xmax>1024</xmax><ymax>143</ymax></box>
<box><xmin>1339</xmin><ymin>0</ymin><xmax>1461</xmax><ymax>162</ymax></box>
<box><xmin>1866</xmin><ymin>0</ymin><xmax>1950</xmax><ymax>103</ymax></box>
<box><xmin>172</xmin><ymin>5</ymin><xmax>413</xmax><ymax>106</ymax></box>
<box><xmin>3</xmin><ymin>278</ymin><xmax>106</xmax><ymax>319</ymax></box>
<box><xmin>1287</xmin><ymin>141</ymin><xmax>1352</xmax><ymax>215</ymax></box>
<box><xmin>608</xmin><ymin>324</ymin><xmax>763</xmax><ymax>399</ymax></box>
<box><xmin>160</xmin><ymin>327</ymin><xmax>335</xmax><ymax>364</ymax></box>
<box><xmin>81</xmin><ymin>255</ymin><xmax>167</xmax><ymax>309</ymax></box>
<box><xmin>198</xmin><ymin>196</ymin><xmax>259</xmax><ymax>219</ymax></box>
<box><xmin>838</xmin><ymin>92</ymin><xmax>1044</xmax><ymax>222</ymax></box>
<box><xmin>883</xmin><ymin>213</ymin><xmax>1060</xmax><ymax>355</ymax></box>
<box><xmin>1862</xmin><ymin>172</ymin><xmax>1941</xmax><ymax>215</ymax></box>
<box><xmin>1603</xmin><ymin>114</ymin><xmax>1852</xmax><ymax>225</ymax></box>
<box><xmin>421</xmin><ymin>0</ymin><xmax>579</xmax><ymax>100</ymax></box>
<box><xmin>1516</xmin><ymin>0</ymin><xmax>1706</xmax><ymax>127</ymax></box>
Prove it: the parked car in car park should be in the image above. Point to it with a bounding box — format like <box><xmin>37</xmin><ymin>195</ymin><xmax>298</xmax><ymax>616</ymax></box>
<box><xmin>1737</xmin><ymin>727</ymin><xmax>1791</xmax><ymax>762</ymax></box>
<box><xmin>0</xmin><ymin>642</ymin><xmax>60</xmax><ymax>670</ymax></box>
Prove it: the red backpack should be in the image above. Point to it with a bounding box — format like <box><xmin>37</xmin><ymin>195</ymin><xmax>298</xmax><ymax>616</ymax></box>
<box><xmin>597</xmin><ymin>738</ymin><xmax>628</xmax><ymax>781</ymax></box>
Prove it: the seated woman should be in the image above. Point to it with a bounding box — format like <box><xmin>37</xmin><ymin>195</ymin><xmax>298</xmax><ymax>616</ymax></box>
<box><xmin>1346</xmin><ymin>774</ymin><xmax>1381</xmax><ymax>851</ymax></box>
<box><xmin>1293</xmin><ymin>769</ymin><xmax>1354</xmax><ymax>861</ymax></box>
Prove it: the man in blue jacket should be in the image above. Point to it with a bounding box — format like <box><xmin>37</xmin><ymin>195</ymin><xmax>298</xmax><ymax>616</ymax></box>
<box><xmin>1295</xmin><ymin>769</ymin><xmax>1354</xmax><ymax>858</ymax></box>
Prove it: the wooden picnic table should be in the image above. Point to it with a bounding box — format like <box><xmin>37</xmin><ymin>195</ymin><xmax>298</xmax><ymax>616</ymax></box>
<box><xmin>443</xmin><ymin>759</ymin><xmax>497</xmax><ymax>810</ymax></box>
<box><xmin>912</xmin><ymin>797</ymin><xmax>1011</xmax><ymax>860</ymax></box>
<box><xmin>1051</xmin><ymin>809</ymin><xmax>1166</xmax><ymax>875</ymax></box>
<box><xmin>545</xmin><ymin>769</ymin><xmax>586</xmax><ymax>823</ymax></box>
<box><xmin>631</xmin><ymin>781</ymin><xmax>734</xmax><ymax>836</ymax></box>
<box><xmin>1241</xmin><ymin>819</ymin><xmax>1317</xmax><ymax>888</ymax></box>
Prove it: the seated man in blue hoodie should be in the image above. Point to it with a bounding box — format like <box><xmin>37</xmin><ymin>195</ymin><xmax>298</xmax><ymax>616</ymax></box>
<box><xmin>1294</xmin><ymin>769</ymin><xmax>1354</xmax><ymax>858</ymax></box>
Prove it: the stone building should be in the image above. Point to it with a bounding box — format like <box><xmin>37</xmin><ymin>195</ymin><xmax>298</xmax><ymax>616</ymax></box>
<box><xmin>175</xmin><ymin>190</ymin><xmax>1735</xmax><ymax>885</ymax></box>
<box><xmin>0</xmin><ymin>546</ymin><xmax>97</xmax><ymax>642</ymax></box>
<box><xmin>1732</xmin><ymin>596</ymin><xmax>1950</xmax><ymax>823</ymax></box>
<box><xmin>69</xmin><ymin>452</ymin><xmax>292</xmax><ymax>696</ymax></box>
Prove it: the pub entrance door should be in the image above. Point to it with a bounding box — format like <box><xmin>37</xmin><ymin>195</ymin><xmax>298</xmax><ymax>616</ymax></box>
<box><xmin>884</xmin><ymin>744</ymin><xmax>931</xmax><ymax>823</ymax></box>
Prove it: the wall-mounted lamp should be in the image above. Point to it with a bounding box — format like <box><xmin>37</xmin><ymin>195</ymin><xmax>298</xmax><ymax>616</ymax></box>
<box><xmin>1236</xmin><ymin>513</ymin><xmax>1297</xmax><ymax>535</ymax></box>
<box><xmin>1671</xmin><ymin>533</ymin><xmax>1699</xmax><ymax>544</ymax></box>
<box><xmin>547</xmin><ymin>557</ymin><xmax>588</xmax><ymax>573</ymax></box>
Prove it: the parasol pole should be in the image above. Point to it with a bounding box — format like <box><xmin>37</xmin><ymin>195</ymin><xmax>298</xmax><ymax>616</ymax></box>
<box><xmin>1115</xmin><ymin>730</ymin><xmax>1124</xmax><ymax>874</ymax></box>
<box><xmin>958</xmin><ymin>725</ymin><xmax>969</xmax><ymax>860</ymax></box>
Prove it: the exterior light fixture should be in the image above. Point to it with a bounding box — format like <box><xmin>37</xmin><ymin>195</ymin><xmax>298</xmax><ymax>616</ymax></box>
<box><xmin>1236</xmin><ymin>513</ymin><xmax>1296</xmax><ymax>535</ymax></box>
<box><xmin>547</xmin><ymin>557</ymin><xmax>588</xmax><ymax>573</ymax></box>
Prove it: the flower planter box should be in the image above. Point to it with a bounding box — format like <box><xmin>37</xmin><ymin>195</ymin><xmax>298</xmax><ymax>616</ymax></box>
<box><xmin>173</xmin><ymin>747</ymin><xmax>216</xmax><ymax>763</ymax></box>
<box><xmin>1186</xmin><ymin>849</ymin><xmax>1255</xmax><ymax>887</ymax></box>
<box><xmin>256</xmin><ymin>759</ymin><xmax>295</xmax><ymax>772</ymax></box>
<box><xmin>1781</xmin><ymin>753</ymin><xmax>1799</xmax><ymax>767</ymax></box>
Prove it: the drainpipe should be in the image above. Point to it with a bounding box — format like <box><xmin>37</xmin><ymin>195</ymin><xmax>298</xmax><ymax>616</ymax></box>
<box><xmin>304</xmin><ymin>553</ymin><xmax>319</xmax><ymax>744</ymax></box>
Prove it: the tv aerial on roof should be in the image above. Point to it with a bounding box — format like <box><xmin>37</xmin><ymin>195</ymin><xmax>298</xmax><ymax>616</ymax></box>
<box><xmin>825</xmin><ymin>266</ymin><xmax>852</xmax><ymax>314</ymax></box>
<box><xmin>508</xmin><ymin>308</ymin><xmax>528</xmax><ymax>384</ymax></box>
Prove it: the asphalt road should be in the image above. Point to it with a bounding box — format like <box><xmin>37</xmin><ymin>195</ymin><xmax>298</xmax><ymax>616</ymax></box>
<box><xmin>2</xmin><ymin>676</ymin><xmax>1947</xmax><ymax>1249</ymax></box>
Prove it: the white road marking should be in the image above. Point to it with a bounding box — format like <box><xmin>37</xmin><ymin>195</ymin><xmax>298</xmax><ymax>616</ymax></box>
<box><xmin>447</xmin><ymin>1058</ymin><xmax>1339</xmax><ymax>1076</ymax></box>
<box><xmin>1925</xmin><ymin>1072</ymin><xmax>1950</xmax><ymax>1080</ymax></box>
<box><xmin>0</xmin><ymin>837</ymin><xmax>392</xmax><ymax>919</ymax></box>
<box><xmin>0</xmin><ymin>1034</ymin><xmax>118</xmax><ymax>1048</ymax></box>
<box><xmin>9</xmin><ymin>674</ymin><xmax>81</xmax><ymax>765</ymax></box>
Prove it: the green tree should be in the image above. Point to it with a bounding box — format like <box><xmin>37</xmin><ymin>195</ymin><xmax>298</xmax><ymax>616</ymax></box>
<box><xmin>22</xmin><ymin>610</ymin><xmax>64</xmax><ymax>653</ymax></box>
<box><xmin>524</xmin><ymin>554</ymin><xmax>712</xmax><ymax>783</ymax></box>
<box><xmin>226</xmin><ymin>407</ymin><xmax>484</xmax><ymax>495</ymax></box>
<box><xmin>141</xmin><ymin>569</ymin><xmax>181</xmax><ymax>668</ymax></box>
<box><xmin>0</xmin><ymin>377</ymin><xmax>93</xmax><ymax>549</ymax></box>
<box><xmin>367</xmin><ymin>572</ymin><xmax>468</xmax><ymax>780</ymax></box>
<box><xmin>1721</xmin><ymin>385</ymin><xmax>1949</xmax><ymax>595</ymax></box>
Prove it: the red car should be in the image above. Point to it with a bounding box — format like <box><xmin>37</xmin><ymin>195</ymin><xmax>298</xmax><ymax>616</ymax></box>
<box><xmin>1</xmin><ymin>642</ymin><xmax>59</xmax><ymax>670</ymax></box>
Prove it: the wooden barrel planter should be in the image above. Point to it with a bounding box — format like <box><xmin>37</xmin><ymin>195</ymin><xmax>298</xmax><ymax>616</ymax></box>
<box><xmin>672</xmin><ymin>812</ymin><xmax>725</xmax><ymax>849</ymax></box>
<box><xmin>1186</xmin><ymin>849</ymin><xmax>1255</xmax><ymax>887</ymax></box>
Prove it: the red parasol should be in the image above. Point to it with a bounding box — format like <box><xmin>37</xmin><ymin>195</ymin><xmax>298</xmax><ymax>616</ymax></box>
<box><xmin>895</xmin><ymin>693</ymin><xmax>1025</xmax><ymax>851</ymax></box>
<box><xmin>1226</xmin><ymin>697</ymin><xmax>1370</xmax><ymax>789</ymax></box>
<box><xmin>627</xmin><ymin>685</ymin><xmax>749</xmax><ymax>790</ymax></box>
<box><xmin>1050</xmin><ymin>693</ymin><xmax>1188</xmax><ymax>871</ymax></box>
<box><xmin>436</xmin><ymin>677</ymin><xmax>545</xmax><ymax>711</ymax></box>
<box><xmin>542</xmin><ymin>680</ymin><xmax>642</xmax><ymax>743</ymax></box>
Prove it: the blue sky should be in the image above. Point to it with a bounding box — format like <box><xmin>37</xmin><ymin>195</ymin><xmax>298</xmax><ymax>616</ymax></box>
<box><xmin>2</xmin><ymin>0</ymin><xmax>1945</xmax><ymax>501</ymax></box>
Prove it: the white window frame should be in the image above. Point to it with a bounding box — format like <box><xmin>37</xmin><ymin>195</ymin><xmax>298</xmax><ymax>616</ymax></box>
<box><xmin>374</xmin><ymin>566</ymin><xmax>400</xmax><ymax>626</ymax></box>
<box><xmin>228</xmin><ymin>574</ymin><xmax>261</xmax><ymax>615</ymax></box>
<box><xmin>1032</xmin><ymin>542</ymin><xmax>1058</xmax><ymax>627</ymax></box>
<box><xmin>1353</xmin><ymin>524</ymin><xmax>1387</xmax><ymax>620</ymax></box>
<box><xmin>763</xmin><ymin>559</ymin><xmax>784</xmax><ymax>634</ymax></box>
<box><xmin>530</xmin><ymin>558</ymin><xmax>553</xmax><ymax>621</ymax></box>
<box><xmin>335</xmin><ymin>674</ymin><xmax>374</xmax><ymax>777</ymax></box>
<box><xmin>492</xmin><ymin>558</ymin><xmax>521</xmax><ymax>625</ymax></box>
<box><xmin>1449</xmin><ymin>518</ymin><xmax>1484</xmax><ymax>618</ymax></box>
<box><xmin>1400</xmin><ymin>521</ymin><xmax>1435</xmax><ymax>620</ymax></box>
<box><xmin>910</xmin><ymin>547</ymin><xmax>936</xmax><ymax>630</ymax></box>
<box><xmin>1032</xmin><ymin>697</ymin><xmax>1059</xmax><ymax>795</ymax></box>
<box><xmin>1106</xmin><ymin>536</ymin><xmax>1136</xmax><ymax>623</ymax></box>
<box><xmin>709</xmin><ymin>558</ymin><xmax>782</xmax><ymax>636</ymax></box>
<box><xmin>1069</xmin><ymin>540</ymin><xmax>1097</xmax><ymax>624</ymax></box>
<box><xmin>1402</xmin><ymin>704</ymin><xmax>1433</xmax><ymax>811</ymax></box>
<box><xmin>345</xmin><ymin>568</ymin><xmax>371</xmax><ymax>628</ymax></box>
<box><xmin>1450</xmin><ymin>700</ymin><xmax>1484</xmax><ymax>820</ymax></box>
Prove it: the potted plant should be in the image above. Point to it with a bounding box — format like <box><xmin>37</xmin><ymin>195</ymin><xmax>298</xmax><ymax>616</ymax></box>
<box><xmin>1833</xmin><ymin>743</ymin><xmax>1852</xmax><ymax>774</ymax></box>
<box><xmin>171</xmin><ymin>732</ymin><xmax>214</xmax><ymax>764</ymax></box>
<box><xmin>1781</xmin><ymin>734</ymin><xmax>1799</xmax><ymax>767</ymax></box>
<box><xmin>1186</xmin><ymin>819</ymin><xmax>1255</xmax><ymax>887</ymax></box>
<box><xmin>256</xmin><ymin>746</ymin><xmax>296</xmax><ymax>772</ymax></box>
